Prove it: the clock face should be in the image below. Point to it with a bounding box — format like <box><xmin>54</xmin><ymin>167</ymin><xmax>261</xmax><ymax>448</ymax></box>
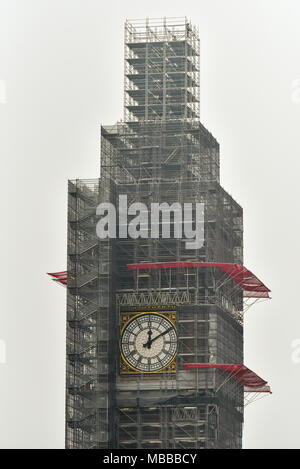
<box><xmin>120</xmin><ymin>313</ymin><xmax>177</xmax><ymax>373</ymax></box>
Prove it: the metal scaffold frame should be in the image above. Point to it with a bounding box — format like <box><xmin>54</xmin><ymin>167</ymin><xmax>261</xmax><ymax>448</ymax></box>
<box><xmin>124</xmin><ymin>17</ymin><xmax>200</xmax><ymax>123</ymax></box>
<box><xmin>49</xmin><ymin>17</ymin><xmax>272</xmax><ymax>449</ymax></box>
<box><xmin>65</xmin><ymin>179</ymin><xmax>115</xmax><ymax>448</ymax></box>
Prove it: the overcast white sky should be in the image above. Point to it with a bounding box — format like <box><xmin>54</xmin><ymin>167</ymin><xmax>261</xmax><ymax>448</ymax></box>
<box><xmin>0</xmin><ymin>0</ymin><xmax>300</xmax><ymax>449</ymax></box>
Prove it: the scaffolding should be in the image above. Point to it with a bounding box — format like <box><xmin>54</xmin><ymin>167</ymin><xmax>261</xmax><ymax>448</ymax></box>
<box><xmin>124</xmin><ymin>17</ymin><xmax>200</xmax><ymax>122</ymax></box>
<box><xmin>65</xmin><ymin>179</ymin><xmax>115</xmax><ymax>448</ymax></box>
<box><xmin>60</xmin><ymin>17</ymin><xmax>271</xmax><ymax>449</ymax></box>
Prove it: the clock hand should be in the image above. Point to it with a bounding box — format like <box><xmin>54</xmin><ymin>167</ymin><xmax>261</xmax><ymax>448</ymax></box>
<box><xmin>147</xmin><ymin>326</ymin><xmax>173</xmax><ymax>346</ymax></box>
<box><xmin>143</xmin><ymin>329</ymin><xmax>153</xmax><ymax>349</ymax></box>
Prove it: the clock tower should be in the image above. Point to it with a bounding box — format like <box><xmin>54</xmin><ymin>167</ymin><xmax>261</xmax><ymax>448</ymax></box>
<box><xmin>63</xmin><ymin>17</ymin><xmax>271</xmax><ymax>449</ymax></box>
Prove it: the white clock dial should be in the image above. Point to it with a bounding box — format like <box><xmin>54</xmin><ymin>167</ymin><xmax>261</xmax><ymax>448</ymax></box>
<box><xmin>121</xmin><ymin>313</ymin><xmax>177</xmax><ymax>372</ymax></box>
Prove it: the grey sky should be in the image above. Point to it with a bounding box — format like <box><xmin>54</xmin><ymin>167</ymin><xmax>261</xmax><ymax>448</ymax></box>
<box><xmin>0</xmin><ymin>0</ymin><xmax>299</xmax><ymax>448</ymax></box>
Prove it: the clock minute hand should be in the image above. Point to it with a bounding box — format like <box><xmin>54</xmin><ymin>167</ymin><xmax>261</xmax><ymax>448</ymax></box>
<box><xmin>148</xmin><ymin>326</ymin><xmax>173</xmax><ymax>346</ymax></box>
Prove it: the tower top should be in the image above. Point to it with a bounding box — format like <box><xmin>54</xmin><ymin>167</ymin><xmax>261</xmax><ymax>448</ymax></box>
<box><xmin>124</xmin><ymin>17</ymin><xmax>200</xmax><ymax>122</ymax></box>
<box><xmin>125</xmin><ymin>17</ymin><xmax>197</xmax><ymax>42</ymax></box>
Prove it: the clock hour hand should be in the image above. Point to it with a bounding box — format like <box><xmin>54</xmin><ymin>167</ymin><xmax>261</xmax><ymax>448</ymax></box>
<box><xmin>143</xmin><ymin>329</ymin><xmax>153</xmax><ymax>349</ymax></box>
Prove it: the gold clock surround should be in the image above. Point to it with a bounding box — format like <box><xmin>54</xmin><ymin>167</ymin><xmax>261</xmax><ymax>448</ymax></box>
<box><xmin>120</xmin><ymin>311</ymin><xmax>177</xmax><ymax>374</ymax></box>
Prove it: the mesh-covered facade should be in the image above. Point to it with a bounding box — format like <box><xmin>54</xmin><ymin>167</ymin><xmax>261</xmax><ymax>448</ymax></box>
<box><xmin>66</xmin><ymin>17</ymin><xmax>245</xmax><ymax>449</ymax></box>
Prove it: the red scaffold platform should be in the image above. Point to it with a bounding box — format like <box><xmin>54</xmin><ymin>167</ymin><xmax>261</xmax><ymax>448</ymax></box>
<box><xmin>47</xmin><ymin>271</ymin><xmax>67</xmax><ymax>286</ymax></box>
<box><xmin>184</xmin><ymin>363</ymin><xmax>271</xmax><ymax>406</ymax></box>
<box><xmin>184</xmin><ymin>363</ymin><xmax>271</xmax><ymax>393</ymax></box>
<box><xmin>48</xmin><ymin>263</ymin><xmax>271</xmax><ymax>300</ymax></box>
<box><xmin>127</xmin><ymin>262</ymin><xmax>271</xmax><ymax>299</ymax></box>
<box><xmin>127</xmin><ymin>262</ymin><xmax>270</xmax><ymax>298</ymax></box>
